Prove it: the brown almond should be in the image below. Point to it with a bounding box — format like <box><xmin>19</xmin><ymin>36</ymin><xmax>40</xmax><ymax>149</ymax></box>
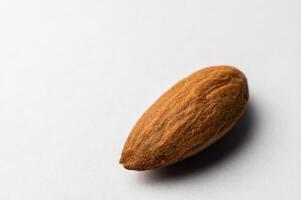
<box><xmin>120</xmin><ymin>65</ymin><xmax>249</xmax><ymax>170</ymax></box>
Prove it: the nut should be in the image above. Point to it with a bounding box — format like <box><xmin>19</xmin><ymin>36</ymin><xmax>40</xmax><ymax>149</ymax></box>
<box><xmin>120</xmin><ymin>66</ymin><xmax>249</xmax><ymax>170</ymax></box>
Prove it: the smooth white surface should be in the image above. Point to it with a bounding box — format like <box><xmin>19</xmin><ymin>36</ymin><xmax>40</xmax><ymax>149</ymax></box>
<box><xmin>0</xmin><ymin>0</ymin><xmax>301</xmax><ymax>199</ymax></box>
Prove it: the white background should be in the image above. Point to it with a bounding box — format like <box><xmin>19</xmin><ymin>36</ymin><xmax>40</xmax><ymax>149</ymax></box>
<box><xmin>0</xmin><ymin>0</ymin><xmax>301</xmax><ymax>199</ymax></box>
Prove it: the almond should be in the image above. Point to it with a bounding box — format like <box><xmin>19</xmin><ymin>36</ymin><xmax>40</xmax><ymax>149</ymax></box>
<box><xmin>120</xmin><ymin>66</ymin><xmax>248</xmax><ymax>171</ymax></box>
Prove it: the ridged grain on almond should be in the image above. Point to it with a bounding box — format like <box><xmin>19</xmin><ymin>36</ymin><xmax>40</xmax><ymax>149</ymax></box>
<box><xmin>120</xmin><ymin>66</ymin><xmax>249</xmax><ymax>170</ymax></box>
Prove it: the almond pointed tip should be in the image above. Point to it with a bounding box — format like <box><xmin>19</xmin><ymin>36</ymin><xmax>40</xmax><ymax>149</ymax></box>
<box><xmin>119</xmin><ymin>155</ymin><xmax>148</xmax><ymax>171</ymax></box>
<box><xmin>120</xmin><ymin>161</ymin><xmax>145</xmax><ymax>171</ymax></box>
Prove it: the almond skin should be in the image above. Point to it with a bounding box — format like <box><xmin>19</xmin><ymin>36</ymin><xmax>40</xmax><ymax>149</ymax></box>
<box><xmin>120</xmin><ymin>66</ymin><xmax>249</xmax><ymax>171</ymax></box>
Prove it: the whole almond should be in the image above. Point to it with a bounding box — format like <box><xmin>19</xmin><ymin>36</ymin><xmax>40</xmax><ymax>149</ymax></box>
<box><xmin>120</xmin><ymin>66</ymin><xmax>248</xmax><ymax>170</ymax></box>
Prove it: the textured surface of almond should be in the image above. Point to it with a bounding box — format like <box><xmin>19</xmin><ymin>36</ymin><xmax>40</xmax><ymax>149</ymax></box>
<box><xmin>120</xmin><ymin>66</ymin><xmax>249</xmax><ymax>170</ymax></box>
